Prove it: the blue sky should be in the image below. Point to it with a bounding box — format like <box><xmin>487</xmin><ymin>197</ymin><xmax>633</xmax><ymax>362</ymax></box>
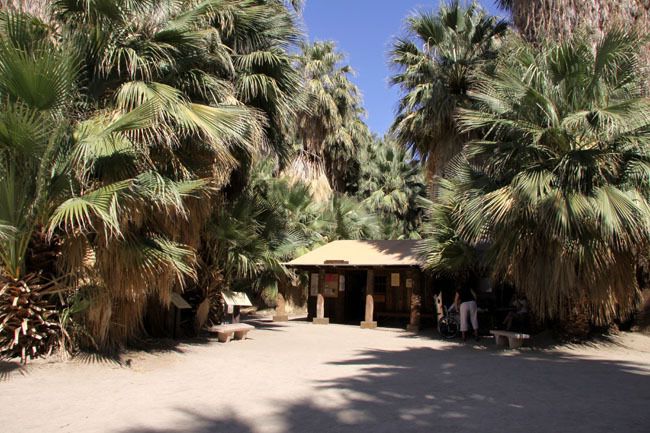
<box><xmin>302</xmin><ymin>1</ymin><xmax>507</xmax><ymax>135</ymax></box>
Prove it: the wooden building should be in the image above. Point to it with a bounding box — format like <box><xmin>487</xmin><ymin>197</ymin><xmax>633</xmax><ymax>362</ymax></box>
<box><xmin>285</xmin><ymin>240</ymin><xmax>435</xmax><ymax>330</ymax></box>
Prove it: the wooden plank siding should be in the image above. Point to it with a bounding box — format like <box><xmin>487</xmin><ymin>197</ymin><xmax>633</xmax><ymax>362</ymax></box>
<box><xmin>299</xmin><ymin>265</ymin><xmax>428</xmax><ymax>329</ymax></box>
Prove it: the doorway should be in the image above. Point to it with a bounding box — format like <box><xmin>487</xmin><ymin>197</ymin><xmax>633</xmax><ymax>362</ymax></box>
<box><xmin>344</xmin><ymin>271</ymin><xmax>367</xmax><ymax>323</ymax></box>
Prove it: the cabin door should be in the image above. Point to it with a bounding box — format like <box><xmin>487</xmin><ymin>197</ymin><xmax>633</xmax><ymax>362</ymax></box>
<box><xmin>344</xmin><ymin>271</ymin><xmax>366</xmax><ymax>323</ymax></box>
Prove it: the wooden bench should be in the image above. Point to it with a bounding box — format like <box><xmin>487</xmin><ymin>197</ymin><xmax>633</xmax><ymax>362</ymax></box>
<box><xmin>209</xmin><ymin>323</ymin><xmax>254</xmax><ymax>343</ymax></box>
<box><xmin>490</xmin><ymin>330</ymin><xmax>530</xmax><ymax>349</ymax></box>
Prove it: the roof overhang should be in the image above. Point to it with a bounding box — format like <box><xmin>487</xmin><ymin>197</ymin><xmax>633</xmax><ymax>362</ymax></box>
<box><xmin>284</xmin><ymin>240</ymin><xmax>425</xmax><ymax>269</ymax></box>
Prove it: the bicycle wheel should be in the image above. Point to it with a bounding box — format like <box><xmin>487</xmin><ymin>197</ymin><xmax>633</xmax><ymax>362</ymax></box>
<box><xmin>438</xmin><ymin>317</ymin><xmax>459</xmax><ymax>339</ymax></box>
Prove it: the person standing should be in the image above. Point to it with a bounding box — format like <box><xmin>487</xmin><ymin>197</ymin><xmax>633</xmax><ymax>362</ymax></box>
<box><xmin>455</xmin><ymin>285</ymin><xmax>479</xmax><ymax>341</ymax></box>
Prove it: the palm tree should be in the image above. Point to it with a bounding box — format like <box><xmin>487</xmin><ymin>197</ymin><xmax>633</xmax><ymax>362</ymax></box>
<box><xmin>294</xmin><ymin>41</ymin><xmax>371</xmax><ymax>193</ymax></box>
<box><xmin>0</xmin><ymin>0</ymin><xmax>294</xmax><ymax>354</ymax></box>
<box><xmin>390</xmin><ymin>1</ymin><xmax>507</xmax><ymax>180</ymax></box>
<box><xmin>198</xmin><ymin>162</ymin><xmax>318</xmax><ymax>316</ymax></box>
<box><xmin>450</xmin><ymin>30</ymin><xmax>650</xmax><ymax>325</ymax></box>
<box><xmin>357</xmin><ymin>137</ymin><xmax>427</xmax><ymax>239</ymax></box>
<box><xmin>0</xmin><ymin>10</ymin><xmax>210</xmax><ymax>357</ymax></box>
<box><xmin>214</xmin><ymin>0</ymin><xmax>304</xmax><ymax>192</ymax></box>
<box><xmin>51</xmin><ymin>0</ymin><xmax>277</xmax><ymax>350</ymax></box>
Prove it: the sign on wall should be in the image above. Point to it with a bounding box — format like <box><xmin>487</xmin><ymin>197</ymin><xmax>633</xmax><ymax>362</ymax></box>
<box><xmin>339</xmin><ymin>274</ymin><xmax>345</xmax><ymax>291</ymax></box>
<box><xmin>323</xmin><ymin>273</ymin><xmax>339</xmax><ymax>297</ymax></box>
<box><xmin>405</xmin><ymin>278</ymin><xmax>413</xmax><ymax>289</ymax></box>
<box><xmin>390</xmin><ymin>272</ymin><xmax>400</xmax><ymax>287</ymax></box>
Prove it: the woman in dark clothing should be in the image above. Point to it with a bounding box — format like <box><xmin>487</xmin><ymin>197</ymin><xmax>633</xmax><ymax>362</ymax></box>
<box><xmin>454</xmin><ymin>286</ymin><xmax>479</xmax><ymax>341</ymax></box>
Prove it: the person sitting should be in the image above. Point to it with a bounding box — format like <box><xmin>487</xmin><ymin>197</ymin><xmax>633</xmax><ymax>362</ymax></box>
<box><xmin>455</xmin><ymin>286</ymin><xmax>479</xmax><ymax>342</ymax></box>
<box><xmin>503</xmin><ymin>293</ymin><xmax>529</xmax><ymax>331</ymax></box>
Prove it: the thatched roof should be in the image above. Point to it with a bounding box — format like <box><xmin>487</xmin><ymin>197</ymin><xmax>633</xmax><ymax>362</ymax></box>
<box><xmin>286</xmin><ymin>240</ymin><xmax>424</xmax><ymax>268</ymax></box>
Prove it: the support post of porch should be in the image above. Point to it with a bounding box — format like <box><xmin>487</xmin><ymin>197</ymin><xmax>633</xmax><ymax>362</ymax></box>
<box><xmin>361</xmin><ymin>270</ymin><xmax>377</xmax><ymax>329</ymax></box>
<box><xmin>313</xmin><ymin>294</ymin><xmax>329</xmax><ymax>325</ymax></box>
<box><xmin>360</xmin><ymin>294</ymin><xmax>377</xmax><ymax>329</ymax></box>
<box><xmin>407</xmin><ymin>269</ymin><xmax>421</xmax><ymax>332</ymax></box>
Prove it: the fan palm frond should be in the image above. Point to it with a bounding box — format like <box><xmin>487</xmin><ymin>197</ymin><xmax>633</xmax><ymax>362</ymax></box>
<box><xmin>446</xmin><ymin>29</ymin><xmax>650</xmax><ymax>324</ymax></box>
<box><xmin>390</xmin><ymin>1</ymin><xmax>507</xmax><ymax>179</ymax></box>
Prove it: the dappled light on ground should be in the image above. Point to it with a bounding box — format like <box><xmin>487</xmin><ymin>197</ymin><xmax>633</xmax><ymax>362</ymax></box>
<box><xmin>2</xmin><ymin>322</ymin><xmax>649</xmax><ymax>433</ymax></box>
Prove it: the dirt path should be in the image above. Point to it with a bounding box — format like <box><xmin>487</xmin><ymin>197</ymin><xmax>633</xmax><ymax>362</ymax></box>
<box><xmin>2</xmin><ymin>320</ymin><xmax>649</xmax><ymax>433</ymax></box>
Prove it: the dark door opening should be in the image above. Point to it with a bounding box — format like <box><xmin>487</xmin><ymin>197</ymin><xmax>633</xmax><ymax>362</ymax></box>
<box><xmin>344</xmin><ymin>271</ymin><xmax>366</xmax><ymax>323</ymax></box>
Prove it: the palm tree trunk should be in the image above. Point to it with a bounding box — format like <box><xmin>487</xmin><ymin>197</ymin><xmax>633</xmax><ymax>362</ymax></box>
<box><xmin>505</xmin><ymin>0</ymin><xmax>650</xmax><ymax>90</ymax></box>
<box><xmin>427</xmin><ymin>136</ymin><xmax>464</xmax><ymax>198</ymax></box>
<box><xmin>1</xmin><ymin>1</ymin><xmax>50</xmax><ymax>20</ymax></box>
<box><xmin>505</xmin><ymin>0</ymin><xmax>649</xmax><ymax>43</ymax></box>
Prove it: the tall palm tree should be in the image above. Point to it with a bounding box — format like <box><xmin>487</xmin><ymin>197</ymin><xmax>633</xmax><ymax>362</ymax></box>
<box><xmin>294</xmin><ymin>41</ymin><xmax>371</xmax><ymax>193</ymax></box>
<box><xmin>390</xmin><ymin>1</ymin><xmax>507</xmax><ymax>180</ymax></box>
<box><xmin>49</xmin><ymin>0</ymin><xmax>276</xmax><ymax>350</ymax></box>
<box><xmin>450</xmin><ymin>30</ymin><xmax>650</xmax><ymax>325</ymax></box>
<box><xmin>357</xmin><ymin>137</ymin><xmax>427</xmax><ymax>239</ymax></box>
<box><xmin>214</xmin><ymin>0</ymin><xmax>304</xmax><ymax>192</ymax></box>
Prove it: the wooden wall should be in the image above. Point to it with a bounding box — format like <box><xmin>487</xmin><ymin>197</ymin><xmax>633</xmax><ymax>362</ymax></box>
<box><xmin>302</xmin><ymin>266</ymin><xmax>426</xmax><ymax>326</ymax></box>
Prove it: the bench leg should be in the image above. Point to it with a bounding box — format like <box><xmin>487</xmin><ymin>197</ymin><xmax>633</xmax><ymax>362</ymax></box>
<box><xmin>233</xmin><ymin>330</ymin><xmax>249</xmax><ymax>340</ymax></box>
<box><xmin>508</xmin><ymin>337</ymin><xmax>524</xmax><ymax>349</ymax></box>
<box><xmin>218</xmin><ymin>332</ymin><xmax>233</xmax><ymax>343</ymax></box>
<box><xmin>495</xmin><ymin>335</ymin><xmax>508</xmax><ymax>346</ymax></box>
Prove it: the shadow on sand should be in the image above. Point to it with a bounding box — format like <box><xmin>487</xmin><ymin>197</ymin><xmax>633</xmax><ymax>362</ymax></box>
<box><xmin>0</xmin><ymin>360</ymin><xmax>27</xmax><ymax>382</ymax></box>
<box><xmin>0</xmin><ymin>315</ymin><xmax>293</xmax><ymax>371</ymax></box>
<box><xmin>101</xmin><ymin>315</ymin><xmax>289</xmax><ymax>362</ymax></box>
<box><xmin>117</xmin><ymin>341</ymin><xmax>650</xmax><ymax>433</ymax></box>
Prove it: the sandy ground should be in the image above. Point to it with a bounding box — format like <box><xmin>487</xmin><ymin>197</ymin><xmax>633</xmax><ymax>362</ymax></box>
<box><xmin>1</xmin><ymin>319</ymin><xmax>650</xmax><ymax>433</ymax></box>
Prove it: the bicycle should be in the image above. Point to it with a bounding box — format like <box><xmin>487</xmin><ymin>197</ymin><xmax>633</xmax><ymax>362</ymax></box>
<box><xmin>438</xmin><ymin>304</ymin><xmax>460</xmax><ymax>339</ymax></box>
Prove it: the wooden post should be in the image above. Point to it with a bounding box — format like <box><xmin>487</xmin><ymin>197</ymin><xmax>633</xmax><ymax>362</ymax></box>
<box><xmin>407</xmin><ymin>269</ymin><xmax>421</xmax><ymax>332</ymax></box>
<box><xmin>313</xmin><ymin>293</ymin><xmax>329</xmax><ymax>324</ymax></box>
<box><xmin>360</xmin><ymin>294</ymin><xmax>377</xmax><ymax>329</ymax></box>
<box><xmin>273</xmin><ymin>292</ymin><xmax>289</xmax><ymax>322</ymax></box>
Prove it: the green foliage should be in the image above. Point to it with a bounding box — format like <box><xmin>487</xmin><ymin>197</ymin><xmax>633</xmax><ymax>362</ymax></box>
<box><xmin>0</xmin><ymin>0</ymin><xmax>437</xmax><ymax>357</ymax></box>
<box><xmin>202</xmin><ymin>160</ymin><xmax>381</xmax><ymax>305</ymax></box>
<box><xmin>418</xmin><ymin>178</ymin><xmax>479</xmax><ymax>278</ymax></box>
<box><xmin>356</xmin><ymin>137</ymin><xmax>427</xmax><ymax>239</ymax></box>
<box><xmin>437</xmin><ymin>30</ymin><xmax>650</xmax><ymax>325</ymax></box>
<box><xmin>390</xmin><ymin>0</ymin><xmax>507</xmax><ymax>177</ymax></box>
<box><xmin>295</xmin><ymin>41</ymin><xmax>371</xmax><ymax>192</ymax></box>
<box><xmin>0</xmin><ymin>0</ymin><xmax>300</xmax><ymax>353</ymax></box>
